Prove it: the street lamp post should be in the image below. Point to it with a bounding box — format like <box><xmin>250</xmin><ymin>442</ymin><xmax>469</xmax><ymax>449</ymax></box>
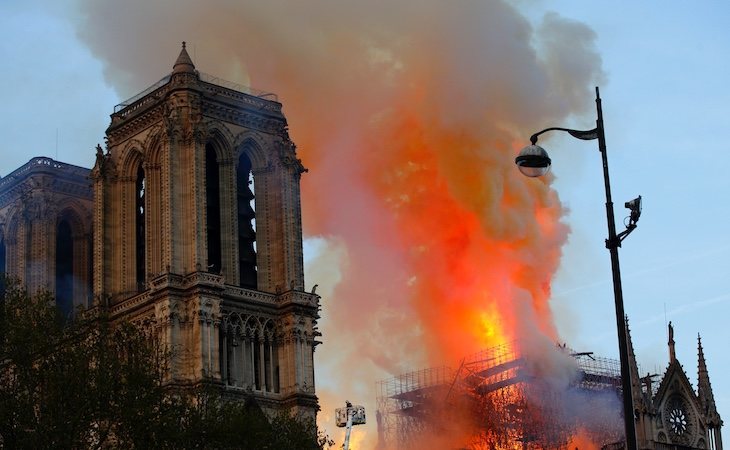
<box><xmin>515</xmin><ymin>87</ymin><xmax>640</xmax><ymax>450</ymax></box>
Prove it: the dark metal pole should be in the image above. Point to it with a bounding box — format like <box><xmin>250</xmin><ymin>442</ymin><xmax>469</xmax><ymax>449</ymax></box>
<box><xmin>595</xmin><ymin>86</ymin><xmax>638</xmax><ymax>450</ymax></box>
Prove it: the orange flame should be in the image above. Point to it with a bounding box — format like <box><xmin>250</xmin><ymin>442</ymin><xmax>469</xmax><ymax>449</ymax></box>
<box><xmin>362</xmin><ymin>107</ymin><xmax>566</xmax><ymax>364</ymax></box>
<box><xmin>567</xmin><ymin>430</ymin><xmax>603</xmax><ymax>450</ymax></box>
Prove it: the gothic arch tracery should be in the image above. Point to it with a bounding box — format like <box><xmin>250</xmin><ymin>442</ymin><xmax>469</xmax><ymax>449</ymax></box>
<box><xmin>143</xmin><ymin>125</ymin><xmax>166</xmax><ymax>163</ymax></box>
<box><xmin>219</xmin><ymin>311</ymin><xmax>280</xmax><ymax>393</ymax></box>
<box><xmin>119</xmin><ymin>142</ymin><xmax>146</xmax><ymax>180</ymax></box>
<box><xmin>234</xmin><ymin>133</ymin><xmax>270</xmax><ymax>170</ymax></box>
<box><xmin>56</xmin><ymin>201</ymin><xmax>90</xmax><ymax>237</ymax></box>
<box><xmin>205</xmin><ymin>121</ymin><xmax>236</xmax><ymax>163</ymax></box>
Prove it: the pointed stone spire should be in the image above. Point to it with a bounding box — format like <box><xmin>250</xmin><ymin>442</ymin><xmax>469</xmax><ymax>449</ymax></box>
<box><xmin>625</xmin><ymin>316</ymin><xmax>645</xmax><ymax>410</ymax></box>
<box><xmin>698</xmin><ymin>334</ymin><xmax>708</xmax><ymax>380</ymax></box>
<box><xmin>668</xmin><ymin>321</ymin><xmax>676</xmax><ymax>363</ymax></box>
<box><xmin>172</xmin><ymin>41</ymin><xmax>196</xmax><ymax>75</ymax></box>
<box><xmin>697</xmin><ymin>334</ymin><xmax>722</xmax><ymax>427</ymax></box>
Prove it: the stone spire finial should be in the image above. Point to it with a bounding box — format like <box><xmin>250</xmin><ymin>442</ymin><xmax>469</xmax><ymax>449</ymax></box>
<box><xmin>172</xmin><ymin>41</ymin><xmax>196</xmax><ymax>75</ymax></box>
<box><xmin>698</xmin><ymin>334</ymin><xmax>708</xmax><ymax>376</ymax></box>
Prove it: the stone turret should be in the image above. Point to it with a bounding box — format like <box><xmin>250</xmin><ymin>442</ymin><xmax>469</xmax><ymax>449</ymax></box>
<box><xmin>172</xmin><ymin>41</ymin><xmax>196</xmax><ymax>75</ymax></box>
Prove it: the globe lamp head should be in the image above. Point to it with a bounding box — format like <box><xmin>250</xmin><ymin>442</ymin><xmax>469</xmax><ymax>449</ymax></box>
<box><xmin>515</xmin><ymin>144</ymin><xmax>551</xmax><ymax>177</ymax></box>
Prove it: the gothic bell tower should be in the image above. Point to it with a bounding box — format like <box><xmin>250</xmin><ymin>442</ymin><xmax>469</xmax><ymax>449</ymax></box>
<box><xmin>92</xmin><ymin>43</ymin><xmax>319</xmax><ymax>417</ymax></box>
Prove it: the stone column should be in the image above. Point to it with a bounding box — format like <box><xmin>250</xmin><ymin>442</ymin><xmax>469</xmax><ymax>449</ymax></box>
<box><xmin>259</xmin><ymin>337</ymin><xmax>266</xmax><ymax>392</ymax></box>
<box><xmin>221</xmin><ymin>325</ymin><xmax>228</xmax><ymax>384</ymax></box>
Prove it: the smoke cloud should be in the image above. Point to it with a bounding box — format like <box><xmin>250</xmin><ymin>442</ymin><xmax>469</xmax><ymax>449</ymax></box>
<box><xmin>71</xmin><ymin>1</ymin><xmax>604</xmax><ymax>447</ymax></box>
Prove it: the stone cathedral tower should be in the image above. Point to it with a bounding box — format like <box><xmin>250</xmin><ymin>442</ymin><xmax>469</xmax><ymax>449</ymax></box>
<box><xmin>91</xmin><ymin>43</ymin><xmax>319</xmax><ymax>418</ymax></box>
<box><xmin>0</xmin><ymin>158</ymin><xmax>93</xmax><ymax>317</ymax></box>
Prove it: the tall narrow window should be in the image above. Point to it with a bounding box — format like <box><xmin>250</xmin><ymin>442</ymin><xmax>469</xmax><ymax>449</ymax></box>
<box><xmin>237</xmin><ymin>152</ymin><xmax>256</xmax><ymax>288</ymax></box>
<box><xmin>205</xmin><ymin>145</ymin><xmax>222</xmax><ymax>273</ymax></box>
<box><xmin>56</xmin><ymin>220</ymin><xmax>73</xmax><ymax>318</ymax></box>
<box><xmin>87</xmin><ymin>236</ymin><xmax>93</xmax><ymax>308</ymax></box>
<box><xmin>0</xmin><ymin>234</ymin><xmax>6</xmax><ymax>298</ymax></box>
<box><xmin>0</xmin><ymin>234</ymin><xmax>5</xmax><ymax>341</ymax></box>
<box><xmin>136</xmin><ymin>165</ymin><xmax>146</xmax><ymax>290</ymax></box>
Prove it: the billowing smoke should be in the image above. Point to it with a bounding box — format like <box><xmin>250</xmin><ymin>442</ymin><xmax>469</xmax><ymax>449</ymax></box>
<box><xmin>71</xmin><ymin>1</ymin><xmax>603</xmax><ymax>447</ymax></box>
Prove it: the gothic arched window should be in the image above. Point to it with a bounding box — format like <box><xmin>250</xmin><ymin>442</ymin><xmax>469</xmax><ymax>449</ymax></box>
<box><xmin>0</xmin><ymin>233</ymin><xmax>6</xmax><ymax>297</ymax></box>
<box><xmin>56</xmin><ymin>219</ymin><xmax>73</xmax><ymax>318</ymax></box>
<box><xmin>135</xmin><ymin>164</ymin><xmax>146</xmax><ymax>290</ymax></box>
<box><xmin>205</xmin><ymin>144</ymin><xmax>222</xmax><ymax>273</ymax></box>
<box><xmin>0</xmin><ymin>233</ymin><xmax>5</xmax><ymax>276</ymax></box>
<box><xmin>237</xmin><ymin>152</ymin><xmax>256</xmax><ymax>289</ymax></box>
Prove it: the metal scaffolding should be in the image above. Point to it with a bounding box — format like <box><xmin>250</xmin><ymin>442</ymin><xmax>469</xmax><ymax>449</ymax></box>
<box><xmin>376</xmin><ymin>342</ymin><xmax>625</xmax><ymax>450</ymax></box>
<box><xmin>376</xmin><ymin>366</ymin><xmax>456</xmax><ymax>450</ymax></box>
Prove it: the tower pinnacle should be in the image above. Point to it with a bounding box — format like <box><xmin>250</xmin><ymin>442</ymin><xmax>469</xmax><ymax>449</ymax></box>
<box><xmin>172</xmin><ymin>41</ymin><xmax>196</xmax><ymax>74</ymax></box>
<box><xmin>697</xmin><ymin>334</ymin><xmax>722</xmax><ymax>427</ymax></box>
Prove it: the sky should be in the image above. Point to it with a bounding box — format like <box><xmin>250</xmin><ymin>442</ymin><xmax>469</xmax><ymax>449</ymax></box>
<box><xmin>1</xmin><ymin>1</ymin><xmax>729</xmax><ymax>448</ymax></box>
<box><xmin>537</xmin><ymin>0</ymin><xmax>730</xmax><ymax>432</ymax></box>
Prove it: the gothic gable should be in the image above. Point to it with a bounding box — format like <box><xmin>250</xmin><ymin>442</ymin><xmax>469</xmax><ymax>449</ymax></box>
<box><xmin>652</xmin><ymin>359</ymin><xmax>707</xmax><ymax>448</ymax></box>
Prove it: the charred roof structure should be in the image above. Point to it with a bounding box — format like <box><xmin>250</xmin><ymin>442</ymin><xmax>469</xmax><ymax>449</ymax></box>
<box><xmin>377</xmin><ymin>341</ymin><xmax>624</xmax><ymax>450</ymax></box>
<box><xmin>377</xmin><ymin>323</ymin><xmax>723</xmax><ymax>450</ymax></box>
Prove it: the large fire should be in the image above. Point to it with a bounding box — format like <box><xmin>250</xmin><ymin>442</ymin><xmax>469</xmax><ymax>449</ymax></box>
<box><xmin>370</xmin><ymin>110</ymin><xmax>565</xmax><ymax>362</ymax></box>
<box><xmin>74</xmin><ymin>1</ymin><xmax>606</xmax><ymax>448</ymax></box>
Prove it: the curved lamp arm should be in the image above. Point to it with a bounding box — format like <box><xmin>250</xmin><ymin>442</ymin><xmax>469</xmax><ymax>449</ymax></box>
<box><xmin>530</xmin><ymin>127</ymin><xmax>599</xmax><ymax>145</ymax></box>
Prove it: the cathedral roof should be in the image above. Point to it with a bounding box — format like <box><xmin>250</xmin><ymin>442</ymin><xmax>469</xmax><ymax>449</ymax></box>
<box><xmin>652</xmin><ymin>358</ymin><xmax>699</xmax><ymax>409</ymax></box>
<box><xmin>650</xmin><ymin>324</ymin><xmax>708</xmax><ymax>429</ymax></box>
<box><xmin>172</xmin><ymin>41</ymin><xmax>196</xmax><ymax>75</ymax></box>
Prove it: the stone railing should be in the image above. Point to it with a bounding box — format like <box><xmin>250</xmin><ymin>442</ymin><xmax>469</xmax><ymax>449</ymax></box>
<box><xmin>277</xmin><ymin>290</ymin><xmax>319</xmax><ymax>308</ymax></box>
<box><xmin>223</xmin><ymin>286</ymin><xmax>318</xmax><ymax>308</ymax></box>
<box><xmin>202</xmin><ymin>83</ymin><xmax>282</xmax><ymax>114</ymax></box>
<box><xmin>111</xmin><ymin>71</ymin><xmax>281</xmax><ymax>120</ymax></box>
<box><xmin>224</xmin><ymin>384</ymin><xmax>284</xmax><ymax>398</ymax></box>
<box><xmin>109</xmin><ymin>290</ymin><xmax>152</xmax><ymax>317</ymax></box>
<box><xmin>198</xmin><ymin>72</ymin><xmax>278</xmax><ymax>102</ymax></box>
<box><xmin>224</xmin><ymin>285</ymin><xmax>278</xmax><ymax>306</ymax></box>
<box><xmin>114</xmin><ymin>74</ymin><xmax>171</xmax><ymax>113</ymax></box>
<box><xmin>182</xmin><ymin>271</ymin><xmax>225</xmax><ymax>288</ymax></box>
<box><xmin>0</xmin><ymin>157</ymin><xmax>90</xmax><ymax>190</ymax></box>
<box><xmin>147</xmin><ymin>270</ymin><xmax>225</xmax><ymax>292</ymax></box>
<box><xmin>108</xmin><ymin>272</ymin><xmax>318</xmax><ymax>316</ymax></box>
